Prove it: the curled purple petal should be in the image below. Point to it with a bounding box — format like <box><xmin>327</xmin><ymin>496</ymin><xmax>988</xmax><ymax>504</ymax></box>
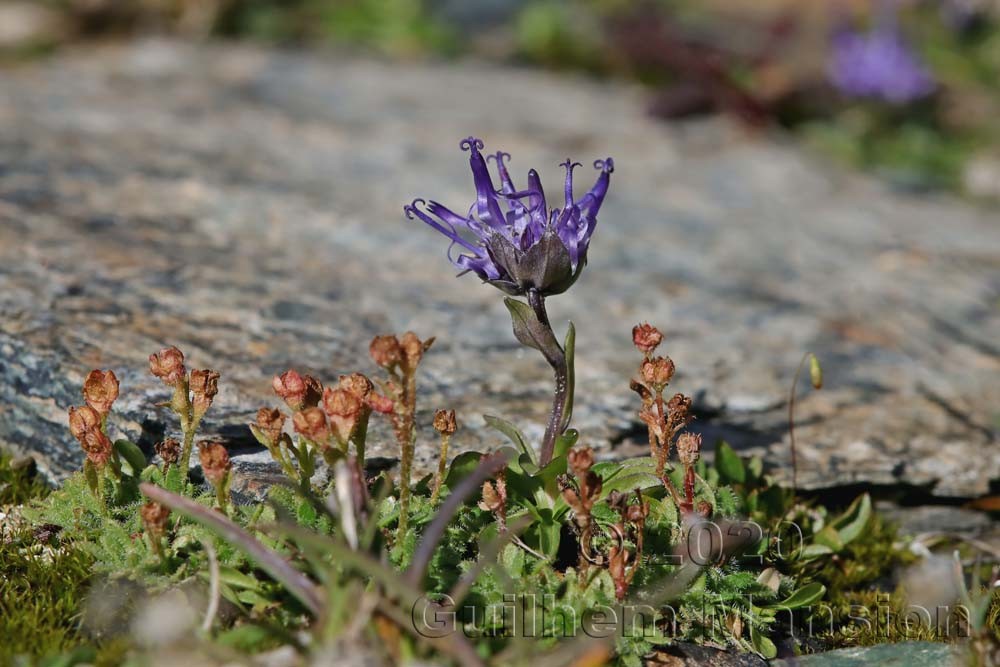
<box><xmin>487</xmin><ymin>151</ymin><xmax>516</xmax><ymax>195</ymax></box>
<box><xmin>560</xmin><ymin>159</ymin><xmax>582</xmax><ymax>209</ymax></box>
<box><xmin>465</xmin><ymin>138</ymin><xmax>506</xmax><ymax>231</ymax></box>
<box><xmin>404</xmin><ymin>199</ymin><xmax>481</xmax><ymax>255</ymax></box>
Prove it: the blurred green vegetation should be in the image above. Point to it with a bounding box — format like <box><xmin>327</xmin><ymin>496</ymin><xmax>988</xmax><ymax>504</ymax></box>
<box><xmin>12</xmin><ymin>0</ymin><xmax>1000</xmax><ymax>197</ymax></box>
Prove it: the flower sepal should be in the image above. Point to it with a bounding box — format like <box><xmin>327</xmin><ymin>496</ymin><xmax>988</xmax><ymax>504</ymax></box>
<box><xmin>486</xmin><ymin>228</ymin><xmax>577</xmax><ymax>296</ymax></box>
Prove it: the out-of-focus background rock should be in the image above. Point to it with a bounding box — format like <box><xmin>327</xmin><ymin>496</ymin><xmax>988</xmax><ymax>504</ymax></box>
<box><xmin>0</xmin><ymin>0</ymin><xmax>997</xmax><ymax>501</ymax></box>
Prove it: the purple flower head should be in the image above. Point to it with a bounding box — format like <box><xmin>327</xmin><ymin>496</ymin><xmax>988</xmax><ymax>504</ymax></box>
<box><xmin>828</xmin><ymin>15</ymin><xmax>935</xmax><ymax>104</ymax></box>
<box><xmin>405</xmin><ymin>137</ymin><xmax>613</xmax><ymax>297</ymax></box>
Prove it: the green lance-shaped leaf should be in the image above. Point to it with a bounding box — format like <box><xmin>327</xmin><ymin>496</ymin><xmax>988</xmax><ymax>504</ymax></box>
<box><xmin>552</xmin><ymin>428</ymin><xmax>578</xmax><ymax>461</ymax></box>
<box><xmin>714</xmin><ymin>441</ymin><xmax>746</xmax><ymax>484</ymax></box>
<box><xmin>503</xmin><ymin>297</ymin><xmax>563</xmax><ymax>365</ymax></box>
<box><xmin>560</xmin><ymin>321</ymin><xmax>575</xmax><ymax>433</ymax></box>
<box><xmin>772</xmin><ymin>582</ymin><xmax>827</xmax><ymax>610</ymax></box>
<box><xmin>830</xmin><ymin>492</ymin><xmax>872</xmax><ymax>545</ymax></box>
<box><xmin>483</xmin><ymin>415</ymin><xmax>533</xmax><ymax>463</ymax></box>
<box><xmin>750</xmin><ymin>624</ymin><xmax>777</xmax><ymax>659</ymax></box>
<box><xmin>113</xmin><ymin>439</ymin><xmax>146</xmax><ymax>476</ymax></box>
<box><xmin>443</xmin><ymin>450</ymin><xmax>491</xmax><ymax>489</ymax></box>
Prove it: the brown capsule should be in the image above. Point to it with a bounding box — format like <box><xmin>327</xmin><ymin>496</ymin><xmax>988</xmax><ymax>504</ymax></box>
<box><xmin>255</xmin><ymin>408</ymin><xmax>286</xmax><ymax>445</ymax></box>
<box><xmin>627</xmin><ymin>502</ymin><xmax>650</xmax><ymax>523</ymax></box>
<box><xmin>608</xmin><ymin>545</ymin><xmax>630</xmax><ymax>601</ymax></box>
<box><xmin>696</xmin><ymin>500</ymin><xmax>714</xmax><ymax>517</ymax></box>
<box><xmin>640</xmin><ymin>356</ymin><xmax>675</xmax><ymax>391</ymax></box>
<box><xmin>433</xmin><ymin>409</ymin><xmax>457</xmax><ymax>436</ymax></box>
<box><xmin>667</xmin><ymin>393</ymin><xmax>692</xmax><ymax>415</ymax></box>
<box><xmin>400</xmin><ymin>331</ymin><xmax>434</xmax><ymax>373</ymax></box>
<box><xmin>140</xmin><ymin>501</ymin><xmax>171</xmax><ymax>538</ymax></box>
<box><xmin>154</xmin><ymin>438</ymin><xmax>181</xmax><ymax>466</ymax></box>
<box><xmin>191</xmin><ymin>369</ymin><xmax>221</xmax><ymax>419</ymax></box>
<box><xmin>68</xmin><ymin>405</ymin><xmax>102</xmax><ymax>441</ymax></box>
<box><xmin>323</xmin><ymin>387</ymin><xmax>363</xmax><ymax>442</ymax></box>
<box><xmin>369</xmin><ymin>335</ymin><xmax>402</xmax><ymax>370</ymax></box>
<box><xmin>272</xmin><ymin>370</ymin><xmax>322</xmax><ymax>411</ymax></box>
<box><xmin>190</xmin><ymin>369</ymin><xmax>220</xmax><ymax>399</ymax></box>
<box><xmin>80</xmin><ymin>428</ymin><xmax>113</xmax><ymax>467</ymax></box>
<box><xmin>629</xmin><ymin>379</ymin><xmax>653</xmax><ymax>402</ymax></box>
<box><xmin>292</xmin><ymin>407</ymin><xmax>331</xmax><ymax>444</ymax></box>
<box><xmin>339</xmin><ymin>372</ymin><xmax>373</xmax><ymax>401</ymax></box>
<box><xmin>149</xmin><ymin>346</ymin><xmax>186</xmax><ymax>386</ymax></box>
<box><xmin>83</xmin><ymin>369</ymin><xmax>119</xmax><ymax>415</ymax></box>
<box><xmin>632</xmin><ymin>323</ymin><xmax>663</xmax><ymax>355</ymax></box>
<box><xmin>478</xmin><ymin>479</ymin><xmax>506</xmax><ymax>514</ymax></box>
<box><xmin>567</xmin><ymin>447</ymin><xmax>595</xmax><ymax>477</ymax></box>
<box><xmin>676</xmin><ymin>432</ymin><xmax>702</xmax><ymax>466</ymax></box>
<box><xmin>197</xmin><ymin>440</ymin><xmax>231</xmax><ymax>486</ymax></box>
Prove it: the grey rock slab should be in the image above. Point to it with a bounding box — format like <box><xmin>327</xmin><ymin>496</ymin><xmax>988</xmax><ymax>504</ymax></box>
<box><xmin>770</xmin><ymin>641</ymin><xmax>968</xmax><ymax>667</ymax></box>
<box><xmin>0</xmin><ymin>40</ymin><xmax>997</xmax><ymax>496</ymax></box>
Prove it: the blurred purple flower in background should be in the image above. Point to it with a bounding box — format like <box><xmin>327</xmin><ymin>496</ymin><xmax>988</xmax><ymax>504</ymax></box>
<box><xmin>405</xmin><ymin>137</ymin><xmax>613</xmax><ymax>297</ymax></box>
<box><xmin>828</xmin><ymin>12</ymin><xmax>936</xmax><ymax>104</ymax></box>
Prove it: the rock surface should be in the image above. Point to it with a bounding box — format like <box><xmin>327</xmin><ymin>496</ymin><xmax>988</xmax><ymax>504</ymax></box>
<box><xmin>1</xmin><ymin>40</ymin><xmax>997</xmax><ymax>496</ymax></box>
<box><xmin>770</xmin><ymin>641</ymin><xmax>967</xmax><ymax>666</ymax></box>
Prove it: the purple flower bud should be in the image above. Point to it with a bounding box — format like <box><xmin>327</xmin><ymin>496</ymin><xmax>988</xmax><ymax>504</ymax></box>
<box><xmin>405</xmin><ymin>137</ymin><xmax>613</xmax><ymax>296</ymax></box>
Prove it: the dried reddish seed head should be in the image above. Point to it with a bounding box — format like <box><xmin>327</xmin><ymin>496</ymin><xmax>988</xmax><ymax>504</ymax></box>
<box><xmin>323</xmin><ymin>387</ymin><xmax>363</xmax><ymax>441</ymax></box>
<box><xmin>640</xmin><ymin>356</ymin><xmax>675</xmax><ymax>390</ymax></box>
<box><xmin>197</xmin><ymin>440</ymin><xmax>231</xmax><ymax>485</ymax></box>
<box><xmin>627</xmin><ymin>502</ymin><xmax>650</xmax><ymax>523</ymax></box>
<box><xmin>632</xmin><ymin>323</ymin><xmax>663</xmax><ymax>355</ymax></box>
<box><xmin>478</xmin><ymin>479</ymin><xmax>506</xmax><ymax>514</ymax></box>
<box><xmin>141</xmin><ymin>501</ymin><xmax>171</xmax><ymax>538</ymax></box>
<box><xmin>292</xmin><ymin>407</ymin><xmax>331</xmax><ymax>443</ymax></box>
<box><xmin>567</xmin><ymin>447</ymin><xmax>595</xmax><ymax>477</ymax></box>
<box><xmin>676</xmin><ymin>432</ymin><xmax>702</xmax><ymax>466</ymax></box>
<box><xmin>369</xmin><ymin>335</ymin><xmax>402</xmax><ymax>370</ymax></box>
<box><xmin>433</xmin><ymin>409</ymin><xmax>457</xmax><ymax>436</ymax></box>
<box><xmin>667</xmin><ymin>393</ymin><xmax>694</xmax><ymax>428</ymax></box>
<box><xmin>149</xmin><ymin>346</ymin><xmax>186</xmax><ymax>386</ymax></box>
<box><xmin>83</xmin><ymin>370</ymin><xmax>119</xmax><ymax>415</ymax></box>
<box><xmin>81</xmin><ymin>428</ymin><xmax>113</xmax><ymax>467</ymax></box>
<box><xmin>667</xmin><ymin>393</ymin><xmax>691</xmax><ymax>413</ymax></box>
<box><xmin>68</xmin><ymin>405</ymin><xmax>102</xmax><ymax>441</ymax></box>
<box><xmin>255</xmin><ymin>407</ymin><xmax>286</xmax><ymax>445</ymax></box>
<box><xmin>190</xmin><ymin>369</ymin><xmax>220</xmax><ymax>399</ymax></box>
<box><xmin>400</xmin><ymin>331</ymin><xmax>434</xmax><ymax>372</ymax></box>
<box><xmin>339</xmin><ymin>372</ymin><xmax>373</xmax><ymax>400</ymax></box>
<box><xmin>154</xmin><ymin>438</ymin><xmax>181</xmax><ymax>465</ymax></box>
<box><xmin>323</xmin><ymin>387</ymin><xmax>362</xmax><ymax>417</ymax></box>
<box><xmin>272</xmin><ymin>370</ymin><xmax>322</xmax><ymax>411</ymax></box>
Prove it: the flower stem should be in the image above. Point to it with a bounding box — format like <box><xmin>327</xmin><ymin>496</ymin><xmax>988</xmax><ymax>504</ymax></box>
<box><xmin>396</xmin><ymin>371</ymin><xmax>417</xmax><ymax>541</ymax></box>
<box><xmin>173</xmin><ymin>379</ymin><xmax>197</xmax><ymax>477</ymax></box>
<box><xmin>527</xmin><ymin>289</ymin><xmax>568</xmax><ymax>466</ymax></box>
<box><xmin>431</xmin><ymin>434</ymin><xmax>450</xmax><ymax>504</ymax></box>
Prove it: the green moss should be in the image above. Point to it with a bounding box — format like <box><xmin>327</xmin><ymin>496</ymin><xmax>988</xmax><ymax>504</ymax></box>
<box><xmin>0</xmin><ymin>451</ymin><xmax>50</xmax><ymax>505</ymax></box>
<box><xmin>807</xmin><ymin>513</ymin><xmax>916</xmax><ymax>598</ymax></box>
<box><xmin>0</xmin><ymin>534</ymin><xmax>95</xmax><ymax>662</ymax></box>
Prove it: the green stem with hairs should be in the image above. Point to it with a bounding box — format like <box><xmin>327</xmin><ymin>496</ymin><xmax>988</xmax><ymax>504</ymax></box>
<box><xmin>527</xmin><ymin>290</ymin><xmax>568</xmax><ymax>466</ymax></box>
